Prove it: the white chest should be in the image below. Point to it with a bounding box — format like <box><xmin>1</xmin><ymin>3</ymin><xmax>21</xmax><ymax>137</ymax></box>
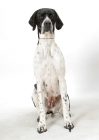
<box><xmin>33</xmin><ymin>41</ymin><xmax>55</xmax><ymax>92</ymax></box>
<box><xmin>34</xmin><ymin>40</ymin><xmax>56</xmax><ymax>77</ymax></box>
<box><xmin>33</xmin><ymin>38</ymin><xmax>65</xmax><ymax>97</ymax></box>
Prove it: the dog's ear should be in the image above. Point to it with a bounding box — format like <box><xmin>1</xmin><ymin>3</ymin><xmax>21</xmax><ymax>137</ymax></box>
<box><xmin>29</xmin><ymin>10</ymin><xmax>38</xmax><ymax>31</ymax></box>
<box><xmin>55</xmin><ymin>12</ymin><xmax>63</xmax><ymax>30</ymax></box>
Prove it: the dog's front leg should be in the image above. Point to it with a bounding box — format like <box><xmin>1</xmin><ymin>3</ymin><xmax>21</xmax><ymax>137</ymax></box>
<box><xmin>59</xmin><ymin>77</ymin><xmax>74</xmax><ymax>132</ymax></box>
<box><xmin>37</xmin><ymin>81</ymin><xmax>47</xmax><ymax>133</ymax></box>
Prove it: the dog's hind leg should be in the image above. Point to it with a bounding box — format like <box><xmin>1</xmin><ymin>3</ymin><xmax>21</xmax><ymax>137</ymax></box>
<box><xmin>31</xmin><ymin>84</ymin><xmax>40</xmax><ymax>122</ymax></box>
<box><xmin>31</xmin><ymin>84</ymin><xmax>38</xmax><ymax>107</ymax></box>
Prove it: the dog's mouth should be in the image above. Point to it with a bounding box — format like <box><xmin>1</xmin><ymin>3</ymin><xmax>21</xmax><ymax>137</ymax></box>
<box><xmin>42</xmin><ymin>27</ymin><xmax>52</xmax><ymax>34</ymax></box>
<box><xmin>45</xmin><ymin>28</ymin><xmax>50</xmax><ymax>32</ymax></box>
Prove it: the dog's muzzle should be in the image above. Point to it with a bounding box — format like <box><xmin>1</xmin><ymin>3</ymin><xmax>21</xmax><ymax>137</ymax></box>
<box><xmin>43</xmin><ymin>21</ymin><xmax>52</xmax><ymax>32</ymax></box>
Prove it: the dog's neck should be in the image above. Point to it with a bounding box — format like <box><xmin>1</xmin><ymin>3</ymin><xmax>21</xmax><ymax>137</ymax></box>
<box><xmin>38</xmin><ymin>32</ymin><xmax>55</xmax><ymax>45</ymax></box>
<box><xmin>38</xmin><ymin>32</ymin><xmax>55</xmax><ymax>58</ymax></box>
<box><xmin>39</xmin><ymin>32</ymin><xmax>54</xmax><ymax>39</ymax></box>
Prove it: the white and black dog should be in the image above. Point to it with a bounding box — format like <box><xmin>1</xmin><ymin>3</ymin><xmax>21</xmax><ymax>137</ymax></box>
<box><xmin>29</xmin><ymin>8</ymin><xmax>74</xmax><ymax>133</ymax></box>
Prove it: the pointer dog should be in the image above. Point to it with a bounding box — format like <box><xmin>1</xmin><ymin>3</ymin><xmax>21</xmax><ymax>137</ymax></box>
<box><xmin>29</xmin><ymin>8</ymin><xmax>74</xmax><ymax>133</ymax></box>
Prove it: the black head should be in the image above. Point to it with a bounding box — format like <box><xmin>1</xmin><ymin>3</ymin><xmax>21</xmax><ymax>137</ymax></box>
<box><xmin>29</xmin><ymin>8</ymin><xmax>63</xmax><ymax>34</ymax></box>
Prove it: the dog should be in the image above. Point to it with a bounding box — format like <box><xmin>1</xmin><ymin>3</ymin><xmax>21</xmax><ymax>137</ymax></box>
<box><xmin>29</xmin><ymin>8</ymin><xmax>74</xmax><ymax>133</ymax></box>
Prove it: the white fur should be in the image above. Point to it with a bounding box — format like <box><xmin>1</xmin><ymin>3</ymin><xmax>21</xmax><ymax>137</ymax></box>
<box><xmin>32</xmin><ymin>32</ymin><xmax>73</xmax><ymax>132</ymax></box>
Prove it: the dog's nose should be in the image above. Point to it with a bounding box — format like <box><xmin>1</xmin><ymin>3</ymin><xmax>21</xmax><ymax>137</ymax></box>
<box><xmin>44</xmin><ymin>21</ymin><xmax>51</xmax><ymax>27</ymax></box>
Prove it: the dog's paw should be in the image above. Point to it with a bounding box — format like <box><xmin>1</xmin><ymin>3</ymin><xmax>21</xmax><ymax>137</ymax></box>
<box><xmin>37</xmin><ymin>122</ymin><xmax>47</xmax><ymax>134</ymax></box>
<box><xmin>64</xmin><ymin>121</ymin><xmax>74</xmax><ymax>132</ymax></box>
<box><xmin>46</xmin><ymin>110</ymin><xmax>54</xmax><ymax>117</ymax></box>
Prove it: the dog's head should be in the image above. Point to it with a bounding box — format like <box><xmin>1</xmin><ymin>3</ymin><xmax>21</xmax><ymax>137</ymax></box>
<box><xmin>29</xmin><ymin>8</ymin><xmax>63</xmax><ymax>34</ymax></box>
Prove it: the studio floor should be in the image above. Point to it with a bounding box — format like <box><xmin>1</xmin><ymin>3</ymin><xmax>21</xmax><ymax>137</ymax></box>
<box><xmin>0</xmin><ymin>98</ymin><xmax>99</xmax><ymax>140</ymax></box>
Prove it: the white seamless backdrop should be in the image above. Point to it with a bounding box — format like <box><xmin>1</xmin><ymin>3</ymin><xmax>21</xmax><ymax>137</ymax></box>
<box><xmin>0</xmin><ymin>0</ymin><xmax>99</xmax><ymax>102</ymax></box>
<box><xmin>0</xmin><ymin>0</ymin><xmax>99</xmax><ymax>139</ymax></box>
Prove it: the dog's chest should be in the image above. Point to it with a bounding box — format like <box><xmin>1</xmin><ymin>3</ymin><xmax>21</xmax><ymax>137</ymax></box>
<box><xmin>34</xmin><ymin>41</ymin><xmax>60</xmax><ymax>94</ymax></box>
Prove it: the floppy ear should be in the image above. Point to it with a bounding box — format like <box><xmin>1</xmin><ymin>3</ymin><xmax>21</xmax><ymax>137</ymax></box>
<box><xmin>29</xmin><ymin>10</ymin><xmax>38</xmax><ymax>31</ymax></box>
<box><xmin>56</xmin><ymin>12</ymin><xmax>63</xmax><ymax>30</ymax></box>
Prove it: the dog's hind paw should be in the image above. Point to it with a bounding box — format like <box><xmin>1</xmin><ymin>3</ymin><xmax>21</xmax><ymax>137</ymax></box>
<box><xmin>46</xmin><ymin>110</ymin><xmax>54</xmax><ymax>117</ymax></box>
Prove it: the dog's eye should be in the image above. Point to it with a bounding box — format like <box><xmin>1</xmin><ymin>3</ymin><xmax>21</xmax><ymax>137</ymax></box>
<box><xmin>39</xmin><ymin>15</ymin><xmax>43</xmax><ymax>19</ymax></box>
<box><xmin>50</xmin><ymin>15</ymin><xmax>54</xmax><ymax>19</ymax></box>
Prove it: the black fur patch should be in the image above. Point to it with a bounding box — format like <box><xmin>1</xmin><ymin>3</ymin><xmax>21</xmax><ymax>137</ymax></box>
<box><xmin>34</xmin><ymin>83</ymin><xmax>37</xmax><ymax>89</ymax></box>
<box><xmin>67</xmin><ymin>94</ymin><xmax>70</xmax><ymax>111</ymax></box>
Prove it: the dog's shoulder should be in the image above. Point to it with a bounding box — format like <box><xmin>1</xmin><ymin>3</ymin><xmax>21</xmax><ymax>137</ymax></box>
<box><xmin>53</xmin><ymin>43</ymin><xmax>66</xmax><ymax>76</ymax></box>
<box><xmin>52</xmin><ymin>43</ymin><xmax>64</xmax><ymax>61</ymax></box>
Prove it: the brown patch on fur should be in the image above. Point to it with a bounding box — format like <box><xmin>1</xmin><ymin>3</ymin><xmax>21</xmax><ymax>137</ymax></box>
<box><xmin>45</xmin><ymin>95</ymin><xmax>61</xmax><ymax>109</ymax></box>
